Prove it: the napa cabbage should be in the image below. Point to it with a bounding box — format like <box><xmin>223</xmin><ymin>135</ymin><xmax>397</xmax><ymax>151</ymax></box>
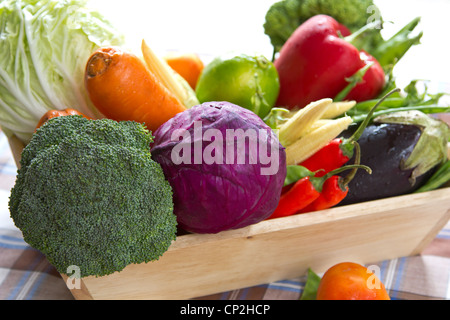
<box><xmin>0</xmin><ymin>0</ymin><xmax>124</xmax><ymax>143</ymax></box>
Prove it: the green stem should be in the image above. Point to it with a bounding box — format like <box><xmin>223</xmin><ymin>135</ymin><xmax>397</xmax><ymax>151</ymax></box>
<box><xmin>344</xmin><ymin>20</ymin><xmax>383</xmax><ymax>46</ymax></box>
<box><xmin>334</xmin><ymin>88</ymin><xmax>401</xmax><ymax>159</ymax></box>
<box><xmin>334</xmin><ymin>62</ymin><xmax>374</xmax><ymax>102</ymax></box>
<box><xmin>350</xmin><ymin>97</ymin><xmax>407</xmax><ymax>113</ymax></box>
<box><xmin>263</xmin><ymin>107</ymin><xmax>290</xmax><ymax>130</ymax></box>
<box><xmin>347</xmin><ymin>88</ymin><xmax>401</xmax><ymax>142</ymax></box>
<box><xmin>284</xmin><ymin>165</ymin><xmax>316</xmax><ymax>186</ymax></box>
<box><xmin>351</xmin><ymin>105</ymin><xmax>450</xmax><ymax>123</ymax></box>
<box><xmin>284</xmin><ymin>160</ymin><xmax>372</xmax><ymax>190</ymax></box>
<box><xmin>310</xmin><ymin>163</ymin><xmax>372</xmax><ymax>193</ymax></box>
<box><xmin>339</xmin><ymin>141</ymin><xmax>362</xmax><ymax>188</ymax></box>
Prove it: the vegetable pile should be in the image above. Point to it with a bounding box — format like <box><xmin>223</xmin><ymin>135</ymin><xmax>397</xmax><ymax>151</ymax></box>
<box><xmin>1</xmin><ymin>0</ymin><xmax>449</xmax><ymax>279</ymax></box>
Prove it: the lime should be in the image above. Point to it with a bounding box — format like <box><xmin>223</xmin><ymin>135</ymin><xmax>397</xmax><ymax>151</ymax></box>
<box><xmin>195</xmin><ymin>54</ymin><xmax>280</xmax><ymax>118</ymax></box>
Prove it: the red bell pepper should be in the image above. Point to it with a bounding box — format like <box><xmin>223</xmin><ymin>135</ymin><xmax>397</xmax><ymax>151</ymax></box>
<box><xmin>274</xmin><ymin>14</ymin><xmax>385</xmax><ymax>110</ymax></box>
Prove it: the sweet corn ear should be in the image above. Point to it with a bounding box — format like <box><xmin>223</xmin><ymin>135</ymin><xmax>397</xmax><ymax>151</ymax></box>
<box><xmin>141</xmin><ymin>40</ymin><xmax>198</xmax><ymax>108</ymax></box>
<box><xmin>285</xmin><ymin>116</ymin><xmax>353</xmax><ymax>165</ymax></box>
<box><xmin>278</xmin><ymin>98</ymin><xmax>332</xmax><ymax>146</ymax></box>
<box><xmin>321</xmin><ymin>101</ymin><xmax>356</xmax><ymax>119</ymax></box>
<box><xmin>301</xmin><ymin>119</ymin><xmax>334</xmax><ymax>135</ymax></box>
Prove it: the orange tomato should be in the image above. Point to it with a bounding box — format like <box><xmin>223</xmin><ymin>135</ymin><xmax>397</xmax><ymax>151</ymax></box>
<box><xmin>35</xmin><ymin>108</ymin><xmax>91</xmax><ymax>131</ymax></box>
<box><xmin>316</xmin><ymin>262</ymin><xmax>391</xmax><ymax>300</ymax></box>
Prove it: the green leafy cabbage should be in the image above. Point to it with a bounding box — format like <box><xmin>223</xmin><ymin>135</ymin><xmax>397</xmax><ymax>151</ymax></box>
<box><xmin>0</xmin><ymin>0</ymin><xmax>124</xmax><ymax>143</ymax></box>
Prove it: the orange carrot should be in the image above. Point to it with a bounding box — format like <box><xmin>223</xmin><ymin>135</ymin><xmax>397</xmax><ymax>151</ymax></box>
<box><xmin>35</xmin><ymin>108</ymin><xmax>91</xmax><ymax>131</ymax></box>
<box><xmin>164</xmin><ymin>52</ymin><xmax>204</xmax><ymax>90</ymax></box>
<box><xmin>84</xmin><ymin>46</ymin><xmax>186</xmax><ymax>132</ymax></box>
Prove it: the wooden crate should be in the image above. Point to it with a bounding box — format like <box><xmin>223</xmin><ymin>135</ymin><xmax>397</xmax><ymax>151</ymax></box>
<box><xmin>8</xmin><ymin>134</ymin><xmax>450</xmax><ymax>300</ymax></box>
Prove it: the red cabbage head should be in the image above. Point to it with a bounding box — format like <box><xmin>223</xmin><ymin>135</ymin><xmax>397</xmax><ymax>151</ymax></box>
<box><xmin>151</xmin><ymin>101</ymin><xmax>286</xmax><ymax>234</ymax></box>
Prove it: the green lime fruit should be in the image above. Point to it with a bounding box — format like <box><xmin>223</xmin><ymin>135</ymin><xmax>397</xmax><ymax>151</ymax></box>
<box><xmin>195</xmin><ymin>54</ymin><xmax>280</xmax><ymax>119</ymax></box>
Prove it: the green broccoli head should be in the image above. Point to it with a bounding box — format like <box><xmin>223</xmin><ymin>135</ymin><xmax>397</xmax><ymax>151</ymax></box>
<box><xmin>9</xmin><ymin>116</ymin><xmax>155</xmax><ymax>230</ymax></box>
<box><xmin>20</xmin><ymin>115</ymin><xmax>153</xmax><ymax>168</ymax></box>
<box><xmin>9</xmin><ymin>116</ymin><xmax>177</xmax><ymax>277</ymax></box>
<box><xmin>264</xmin><ymin>0</ymin><xmax>383</xmax><ymax>56</ymax></box>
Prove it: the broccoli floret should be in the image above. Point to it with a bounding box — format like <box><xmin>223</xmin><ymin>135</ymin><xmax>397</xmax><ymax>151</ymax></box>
<box><xmin>9</xmin><ymin>116</ymin><xmax>177</xmax><ymax>277</ymax></box>
<box><xmin>263</xmin><ymin>0</ymin><xmax>383</xmax><ymax>56</ymax></box>
<box><xmin>20</xmin><ymin>115</ymin><xmax>153</xmax><ymax>168</ymax></box>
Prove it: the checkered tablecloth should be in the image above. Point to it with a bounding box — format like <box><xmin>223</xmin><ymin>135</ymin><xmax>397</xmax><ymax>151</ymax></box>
<box><xmin>0</xmin><ymin>130</ymin><xmax>449</xmax><ymax>300</ymax></box>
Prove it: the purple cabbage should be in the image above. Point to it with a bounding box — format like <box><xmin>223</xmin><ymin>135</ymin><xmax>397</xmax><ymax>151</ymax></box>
<box><xmin>151</xmin><ymin>101</ymin><xmax>286</xmax><ymax>234</ymax></box>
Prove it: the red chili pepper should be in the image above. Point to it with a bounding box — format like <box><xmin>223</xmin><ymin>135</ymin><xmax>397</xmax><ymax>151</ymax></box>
<box><xmin>274</xmin><ymin>14</ymin><xmax>385</xmax><ymax>110</ymax></box>
<box><xmin>267</xmin><ymin>162</ymin><xmax>370</xmax><ymax>220</ymax></box>
<box><xmin>309</xmin><ymin>175</ymin><xmax>349</xmax><ymax>211</ymax></box>
<box><xmin>297</xmin><ymin>176</ymin><xmax>349</xmax><ymax>213</ymax></box>
<box><xmin>267</xmin><ymin>176</ymin><xmax>321</xmax><ymax>220</ymax></box>
<box><xmin>299</xmin><ymin>138</ymin><xmax>350</xmax><ymax>177</ymax></box>
<box><xmin>299</xmin><ymin>141</ymin><xmax>368</xmax><ymax>213</ymax></box>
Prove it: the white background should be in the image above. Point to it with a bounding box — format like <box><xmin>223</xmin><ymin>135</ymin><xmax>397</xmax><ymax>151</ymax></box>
<box><xmin>89</xmin><ymin>0</ymin><xmax>450</xmax><ymax>91</ymax></box>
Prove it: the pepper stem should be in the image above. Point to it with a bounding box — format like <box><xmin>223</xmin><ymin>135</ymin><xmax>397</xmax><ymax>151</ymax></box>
<box><xmin>339</xmin><ymin>141</ymin><xmax>362</xmax><ymax>188</ymax></box>
<box><xmin>334</xmin><ymin>61</ymin><xmax>374</xmax><ymax>102</ymax></box>
<box><xmin>310</xmin><ymin>162</ymin><xmax>372</xmax><ymax>193</ymax></box>
<box><xmin>347</xmin><ymin>88</ymin><xmax>401</xmax><ymax>143</ymax></box>
<box><xmin>344</xmin><ymin>20</ymin><xmax>383</xmax><ymax>46</ymax></box>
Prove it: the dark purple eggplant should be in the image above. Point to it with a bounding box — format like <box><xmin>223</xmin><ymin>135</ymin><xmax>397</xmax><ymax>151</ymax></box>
<box><xmin>339</xmin><ymin>111</ymin><xmax>449</xmax><ymax>205</ymax></box>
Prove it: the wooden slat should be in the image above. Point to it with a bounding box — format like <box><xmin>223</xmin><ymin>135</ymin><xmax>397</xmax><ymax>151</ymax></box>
<box><xmin>78</xmin><ymin>188</ymin><xmax>450</xmax><ymax>300</ymax></box>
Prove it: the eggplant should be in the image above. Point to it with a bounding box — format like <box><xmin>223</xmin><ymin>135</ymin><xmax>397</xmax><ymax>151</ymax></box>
<box><xmin>339</xmin><ymin>111</ymin><xmax>449</xmax><ymax>205</ymax></box>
